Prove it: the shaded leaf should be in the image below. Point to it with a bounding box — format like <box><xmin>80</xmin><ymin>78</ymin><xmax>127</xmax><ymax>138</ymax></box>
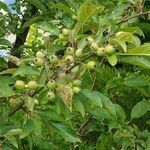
<box><xmin>0</xmin><ymin>38</ymin><xmax>13</xmax><ymax>48</ymax></box>
<box><xmin>119</xmin><ymin>56</ymin><xmax>150</xmax><ymax>69</ymax></box>
<box><xmin>114</xmin><ymin>104</ymin><xmax>126</xmax><ymax>122</ymax></box>
<box><xmin>50</xmin><ymin>3</ymin><xmax>75</xmax><ymax>15</ymax></box>
<box><xmin>131</xmin><ymin>100</ymin><xmax>150</xmax><ymax>119</ymax></box>
<box><xmin>5</xmin><ymin>135</ymin><xmax>18</xmax><ymax>148</ymax></box>
<box><xmin>0</xmin><ymin>1</ymin><xmax>11</xmax><ymax>13</ymax></box>
<box><xmin>82</xmin><ymin>89</ymin><xmax>102</xmax><ymax>108</ymax></box>
<box><xmin>20</xmin><ymin>119</ymin><xmax>34</xmax><ymax>139</ymax></box>
<box><xmin>49</xmin><ymin>121</ymin><xmax>81</xmax><ymax>143</ymax></box>
<box><xmin>13</xmin><ymin>65</ymin><xmax>40</xmax><ymax>77</ymax></box>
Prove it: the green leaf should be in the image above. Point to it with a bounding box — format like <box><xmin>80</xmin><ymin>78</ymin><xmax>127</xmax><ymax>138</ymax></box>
<box><xmin>0</xmin><ymin>38</ymin><xmax>13</xmax><ymax>48</ymax></box>
<box><xmin>0</xmin><ymin>85</ymin><xmax>15</xmax><ymax>97</ymax></box>
<box><xmin>120</xmin><ymin>27</ymin><xmax>144</xmax><ymax>37</ymax></box>
<box><xmin>23</xmin><ymin>16</ymin><xmax>43</xmax><ymax>28</ymax></box>
<box><xmin>32</xmin><ymin>117</ymin><xmax>42</xmax><ymax>135</ymax></box>
<box><xmin>38</xmin><ymin>109</ymin><xmax>62</xmax><ymax>121</ymax></box>
<box><xmin>0</xmin><ymin>68</ymin><xmax>16</xmax><ymax>75</ymax></box>
<box><xmin>5</xmin><ymin>129</ymin><xmax>22</xmax><ymax>136</ymax></box>
<box><xmin>96</xmin><ymin>135</ymin><xmax>113</xmax><ymax>150</ymax></box>
<box><xmin>82</xmin><ymin>89</ymin><xmax>102</xmax><ymax>108</ymax></box>
<box><xmin>50</xmin><ymin>3</ymin><xmax>75</xmax><ymax>15</ymax></box>
<box><xmin>25</xmin><ymin>97</ymin><xmax>38</xmax><ymax>112</ymax></box>
<box><xmin>82</xmin><ymin>89</ymin><xmax>116</xmax><ymax>116</ymax></box>
<box><xmin>0</xmin><ymin>1</ymin><xmax>11</xmax><ymax>13</ymax></box>
<box><xmin>13</xmin><ymin>65</ymin><xmax>40</xmax><ymax>77</ymax></box>
<box><xmin>78</xmin><ymin>2</ymin><xmax>104</xmax><ymax>22</ymax></box>
<box><xmin>131</xmin><ymin>100</ymin><xmax>150</xmax><ymax>119</ymax></box>
<box><xmin>119</xmin><ymin>56</ymin><xmax>150</xmax><ymax>69</ymax></box>
<box><xmin>49</xmin><ymin>121</ymin><xmax>81</xmax><ymax>143</ymax></box>
<box><xmin>27</xmin><ymin>0</ymin><xmax>46</xmax><ymax>12</ymax></box>
<box><xmin>74</xmin><ymin>95</ymin><xmax>85</xmax><ymax>118</ymax></box>
<box><xmin>36</xmin><ymin>21</ymin><xmax>59</xmax><ymax>36</ymax></box>
<box><xmin>5</xmin><ymin>135</ymin><xmax>18</xmax><ymax>148</ymax></box>
<box><xmin>77</xmin><ymin>2</ymin><xmax>104</xmax><ymax>31</ymax></box>
<box><xmin>91</xmin><ymin>108</ymin><xmax>114</xmax><ymax>121</ymax></box>
<box><xmin>57</xmin><ymin>84</ymin><xmax>74</xmax><ymax>111</ymax></box>
<box><xmin>20</xmin><ymin>119</ymin><xmax>34</xmax><ymax>139</ymax></box>
<box><xmin>107</xmin><ymin>54</ymin><xmax>118</xmax><ymax>66</ymax></box>
<box><xmin>127</xmin><ymin>43</ymin><xmax>150</xmax><ymax>56</ymax></box>
<box><xmin>114</xmin><ymin>104</ymin><xmax>126</xmax><ymax>122</ymax></box>
<box><xmin>126</xmin><ymin>76</ymin><xmax>150</xmax><ymax>87</ymax></box>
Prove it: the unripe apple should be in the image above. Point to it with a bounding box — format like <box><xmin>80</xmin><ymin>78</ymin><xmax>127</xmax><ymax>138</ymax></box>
<box><xmin>50</xmin><ymin>55</ymin><xmax>58</xmax><ymax>64</ymax></box>
<box><xmin>96</xmin><ymin>47</ymin><xmax>105</xmax><ymax>56</ymax></box>
<box><xmin>36</xmin><ymin>51</ymin><xmax>44</xmax><ymax>58</ymax></box>
<box><xmin>91</xmin><ymin>42</ymin><xmax>99</xmax><ymax>50</ymax></box>
<box><xmin>73</xmin><ymin>79</ymin><xmax>81</xmax><ymax>86</ymax></box>
<box><xmin>35</xmin><ymin>58</ymin><xmax>44</xmax><ymax>66</ymax></box>
<box><xmin>15</xmin><ymin>80</ymin><xmax>25</xmax><ymax>90</ymax></box>
<box><xmin>87</xmin><ymin>37</ymin><xmax>94</xmax><ymax>44</ymax></box>
<box><xmin>87</xmin><ymin>61</ymin><xmax>96</xmax><ymax>70</ymax></box>
<box><xmin>75</xmin><ymin>49</ymin><xmax>82</xmax><ymax>58</ymax></box>
<box><xmin>65</xmin><ymin>55</ymin><xmax>74</xmax><ymax>64</ymax></box>
<box><xmin>27</xmin><ymin>80</ymin><xmax>37</xmax><ymax>90</ymax></box>
<box><xmin>66</xmin><ymin>47</ymin><xmax>74</xmax><ymax>55</ymax></box>
<box><xmin>104</xmin><ymin>44</ymin><xmax>115</xmax><ymax>54</ymax></box>
<box><xmin>62</xmin><ymin>28</ymin><xmax>70</xmax><ymax>36</ymax></box>
<box><xmin>47</xmin><ymin>80</ymin><xmax>56</xmax><ymax>89</ymax></box>
<box><xmin>47</xmin><ymin>91</ymin><xmax>56</xmax><ymax>100</ymax></box>
<box><xmin>73</xmin><ymin>86</ymin><xmax>81</xmax><ymax>94</ymax></box>
<box><xmin>116</xmin><ymin>31</ymin><xmax>125</xmax><ymax>37</ymax></box>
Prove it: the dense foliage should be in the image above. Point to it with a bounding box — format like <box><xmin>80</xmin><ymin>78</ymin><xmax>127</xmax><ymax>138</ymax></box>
<box><xmin>0</xmin><ymin>0</ymin><xmax>150</xmax><ymax>149</ymax></box>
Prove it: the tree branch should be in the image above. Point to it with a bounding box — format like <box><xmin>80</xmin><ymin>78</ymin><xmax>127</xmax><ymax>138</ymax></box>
<box><xmin>118</xmin><ymin>11</ymin><xmax>150</xmax><ymax>24</ymax></box>
<box><xmin>8</xmin><ymin>52</ymin><xmax>94</xmax><ymax>117</ymax></box>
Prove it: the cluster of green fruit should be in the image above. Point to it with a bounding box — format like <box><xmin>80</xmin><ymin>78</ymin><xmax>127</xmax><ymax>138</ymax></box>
<box><xmin>15</xmin><ymin>80</ymin><xmax>37</xmax><ymax>90</ymax></box>
<box><xmin>87</xmin><ymin>37</ymin><xmax>115</xmax><ymax>56</ymax></box>
<box><xmin>14</xmin><ymin>28</ymin><xmax>115</xmax><ymax>100</ymax></box>
<box><xmin>34</xmin><ymin>51</ymin><xmax>45</xmax><ymax>67</ymax></box>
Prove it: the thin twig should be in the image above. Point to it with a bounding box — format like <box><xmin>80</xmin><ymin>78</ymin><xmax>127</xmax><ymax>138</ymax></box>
<box><xmin>77</xmin><ymin>116</ymin><xmax>92</xmax><ymax>134</ymax></box>
<box><xmin>117</xmin><ymin>11</ymin><xmax>149</xmax><ymax>24</ymax></box>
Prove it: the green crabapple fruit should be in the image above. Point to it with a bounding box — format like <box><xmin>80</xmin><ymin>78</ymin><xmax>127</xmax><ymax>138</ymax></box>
<box><xmin>104</xmin><ymin>44</ymin><xmax>115</xmax><ymax>54</ymax></box>
<box><xmin>62</xmin><ymin>28</ymin><xmax>70</xmax><ymax>36</ymax></box>
<box><xmin>35</xmin><ymin>58</ymin><xmax>44</xmax><ymax>66</ymax></box>
<box><xmin>91</xmin><ymin>42</ymin><xmax>99</xmax><ymax>50</ymax></box>
<box><xmin>27</xmin><ymin>80</ymin><xmax>38</xmax><ymax>90</ymax></box>
<box><xmin>47</xmin><ymin>91</ymin><xmax>56</xmax><ymax>100</ymax></box>
<box><xmin>66</xmin><ymin>47</ymin><xmax>74</xmax><ymax>55</ymax></box>
<box><xmin>65</xmin><ymin>55</ymin><xmax>74</xmax><ymax>64</ymax></box>
<box><xmin>36</xmin><ymin>51</ymin><xmax>44</xmax><ymax>58</ymax></box>
<box><xmin>75</xmin><ymin>49</ymin><xmax>82</xmax><ymax>58</ymax></box>
<box><xmin>15</xmin><ymin>80</ymin><xmax>25</xmax><ymax>90</ymax></box>
<box><xmin>73</xmin><ymin>79</ymin><xmax>81</xmax><ymax>86</ymax></box>
<box><xmin>87</xmin><ymin>37</ymin><xmax>94</xmax><ymax>44</ymax></box>
<box><xmin>96</xmin><ymin>47</ymin><xmax>105</xmax><ymax>56</ymax></box>
<box><xmin>87</xmin><ymin>61</ymin><xmax>96</xmax><ymax>70</ymax></box>
<box><xmin>47</xmin><ymin>80</ymin><xmax>56</xmax><ymax>89</ymax></box>
<box><xmin>50</xmin><ymin>55</ymin><xmax>58</xmax><ymax>64</ymax></box>
<box><xmin>73</xmin><ymin>86</ymin><xmax>81</xmax><ymax>94</ymax></box>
